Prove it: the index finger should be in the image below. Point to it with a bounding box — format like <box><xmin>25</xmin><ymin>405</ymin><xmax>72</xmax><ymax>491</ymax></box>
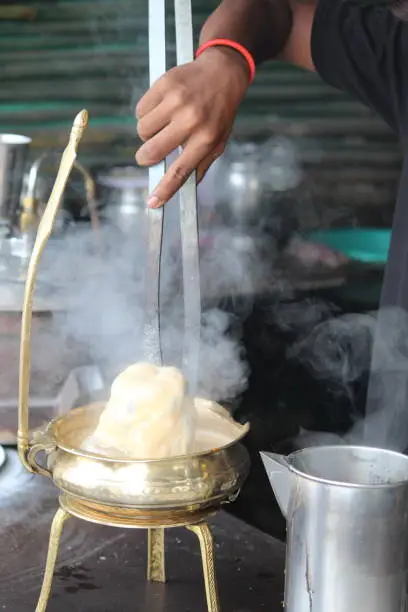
<box><xmin>136</xmin><ymin>79</ymin><xmax>165</xmax><ymax>119</ymax></box>
<box><xmin>147</xmin><ymin>138</ymin><xmax>214</xmax><ymax>208</ymax></box>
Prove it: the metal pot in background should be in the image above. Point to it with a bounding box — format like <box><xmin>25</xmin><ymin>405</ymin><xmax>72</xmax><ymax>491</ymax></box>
<box><xmin>0</xmin><ymin>133</ymin><xmax>31</xmax><ymax>231</ymax></box>
<box><xmin>214</xmin><ymin>137</ymin><xmax>303</xmax><ymax>228</ymax></box>
<box><xmin>216</xmin><ymin>142</ymin><xmax>262</xmax><ymax>226</ymax></box>
<box><xmin>96</xmin><ymin>165</ymin><xmax>148</xmax><ymax>234</ymax></box>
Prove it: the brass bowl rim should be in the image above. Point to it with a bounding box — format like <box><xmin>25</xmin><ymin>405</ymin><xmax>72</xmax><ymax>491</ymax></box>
<box><xmin>47</xmin><ymin>400</ymin><xmax>250</xmax><ymax>465</ymax></box>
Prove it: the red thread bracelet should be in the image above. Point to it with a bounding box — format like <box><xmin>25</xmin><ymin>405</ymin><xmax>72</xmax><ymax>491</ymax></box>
<box><xmin>196</xmin><ymin>39</ymin><xmax>256</xmax><ymax>84</ymax></box>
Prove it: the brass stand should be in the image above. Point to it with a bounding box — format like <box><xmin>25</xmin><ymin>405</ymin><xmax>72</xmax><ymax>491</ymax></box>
<box><xmin>35</xmin><ymin>496</ymin><xmax>220</xmax><ymax>612</ymax></box>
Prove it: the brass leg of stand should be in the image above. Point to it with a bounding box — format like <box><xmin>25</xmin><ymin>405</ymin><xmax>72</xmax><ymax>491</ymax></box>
<box><xmin>187</xmin><ymin>522</ymin><xmax>220</xmax><ymax>612</ymax></box>
<box><xmin>35</xmin><ymin>507</ymin><xmax>71</xmax><ymax>612</ymax></box>
<box><xmin>147</xmin><ymin>528</ymin><xmax>166</xmax><ymax>583</ymax></box>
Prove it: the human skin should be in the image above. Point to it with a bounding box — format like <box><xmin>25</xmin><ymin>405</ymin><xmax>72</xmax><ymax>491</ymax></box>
<box><xmin>135</xmin><ymin>0</ymin><xmax>316</xmax><ymax>208</ymax></box>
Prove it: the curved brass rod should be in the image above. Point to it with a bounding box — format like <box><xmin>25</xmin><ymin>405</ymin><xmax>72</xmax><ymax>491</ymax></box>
<box><xmin>24</xmin><ymin>152</ymin><xmax>100</xmax><ymax>233</ymax></box>
<box><xmin>18</xmin><ymin>110</ymin><xmax>89</xmax><ymax>473</ymax></box>
<box><xmin>73</xmin><ymin>160</ymin><xmax>100</xmax><ymax>232</ymax></box>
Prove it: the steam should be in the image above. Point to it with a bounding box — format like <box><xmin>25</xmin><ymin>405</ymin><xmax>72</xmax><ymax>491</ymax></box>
<box><xmin>43</xmin><ymin>204</ymin><xmax>266</xmax><ymax>405</ymax></box>
<box><xmin>32</xmin><ymin>131</ymin><xmax>404</xmax><ymax>450</ymax></box>
<box><xmin>288</xmin><ymin>311</ymin><xmax>374</xmax><ymax>404</ymax></box>
<box><xmin>280</xmin><ymin>304</ymin><xmax>408</xmax><ymax>452</ymax></box>
<box><xmin>354</xmin><ymin>307</ymin><xmax>408</xmax><ymax>450</ymax></box>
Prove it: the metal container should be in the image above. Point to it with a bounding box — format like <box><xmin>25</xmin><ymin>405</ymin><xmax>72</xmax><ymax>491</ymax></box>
<box><xmin>215</xmin><ymin>143</ymin><xmax>262</xmax><ymax>227</ymax></box>
<box><xmin>261</xmin><ymin>445</ymin><xmax>408</xmax><ymax>612</ymax></box>
<box><xmin>96</xmin><ymin>165</ymin><xmax>148</xmax><ymax>234</ymax></box>
<box><xmin>214</xmin><ymin>138</ymin><xmax>302</xmax><ymax>228</ymax></box>
<box><xmin>0</xmin><ymin>133</ymin><xmax>31</xmax><ymax>227</ymax></box>
<box><xmin>29</xmin><ymin>398</ymin><xmax>250</xmax><ymax>512</ymax></box>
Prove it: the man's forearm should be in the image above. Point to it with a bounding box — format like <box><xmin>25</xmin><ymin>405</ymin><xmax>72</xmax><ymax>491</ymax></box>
<box><xmin>199</xmin><ymin>0</ymin><xmax>293</xmax><ymax>65</ymax></box>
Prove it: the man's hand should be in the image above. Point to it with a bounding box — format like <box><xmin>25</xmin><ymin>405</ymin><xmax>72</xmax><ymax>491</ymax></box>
<box><xmin>135</xmin><ymin>47</ymin><xmax>250</xmax><ymax>208</ymax></box>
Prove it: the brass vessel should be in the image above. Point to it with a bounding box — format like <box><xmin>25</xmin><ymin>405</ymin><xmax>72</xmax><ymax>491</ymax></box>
<box><xmin>18</xmin><ymin>111</ymin><xmax>250</xmax><ymax>612</ymax></box>
<box><xmin>35</xmin><ymin>400</ymin><xmax>249</xmax><ymax>514</ymax></box>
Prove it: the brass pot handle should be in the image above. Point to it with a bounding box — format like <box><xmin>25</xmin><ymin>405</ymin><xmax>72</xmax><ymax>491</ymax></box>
<box><xmin>26</xmin><ymin>431</ymin><xmax>56</xmax><ymax>479</ymax></box>
<box><xmin>18</xmin><ymin>110</ymin><xmax>89</xmax><ymax>472</ymax></box>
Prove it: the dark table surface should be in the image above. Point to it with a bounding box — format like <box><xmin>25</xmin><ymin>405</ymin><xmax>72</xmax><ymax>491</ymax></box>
<box><xmin>0</xmin><ymin>451</ymin><xmax>285</xmax><ymax>612</ymax></box>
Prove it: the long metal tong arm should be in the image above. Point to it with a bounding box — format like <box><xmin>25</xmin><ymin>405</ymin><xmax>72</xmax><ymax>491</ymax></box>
<box><xmin>175</xmin><ymin>0</ymin><xmax>201</xmax><ymax>394</ymax></box>
<box><xmin>145</xmin><ymin>0</ymin><xmax>201</xmax><ymax>390</ymax></box>
<box><xmin>18</xmin><ymin>110</ymin><xmax>89</xmax><ymax>472</ymax></box>
<box><xmin>144</xmin><ymin>0</ymin><xmax>166</xmax><ymax>366</ymax></box>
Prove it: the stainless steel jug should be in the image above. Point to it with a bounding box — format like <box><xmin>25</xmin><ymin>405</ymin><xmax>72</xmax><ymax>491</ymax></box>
<box><xmin>261</xmin><ymin>445</ymin><xmax>408</xmax><ymax>612</ymax></box>
<box><xmin>0</xmin><ymin>133</ymin><xmax>31</xmax><ymax>227</ymax></box>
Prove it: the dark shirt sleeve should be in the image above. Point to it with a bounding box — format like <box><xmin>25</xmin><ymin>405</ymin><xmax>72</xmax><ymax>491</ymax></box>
<box><xmin>311</xmin><ymin>0</ymin><xmax>408</xmax><ymax>134</ymax></box>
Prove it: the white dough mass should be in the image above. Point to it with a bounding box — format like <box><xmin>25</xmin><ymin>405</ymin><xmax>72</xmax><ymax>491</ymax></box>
<box><xmin>86</xmin><ymin>362</ymin><xmax>197</xmax><ymax>459</ymax></box>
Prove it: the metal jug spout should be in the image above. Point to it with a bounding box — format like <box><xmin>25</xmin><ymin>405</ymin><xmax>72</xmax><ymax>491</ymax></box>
<box><xmin>260</xmin><ymin>451</ymin><xmax>293</xmax><ymax>518</ymax></box>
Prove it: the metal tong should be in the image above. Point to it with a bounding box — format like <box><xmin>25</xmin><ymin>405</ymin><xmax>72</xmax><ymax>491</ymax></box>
<box><xmin>144</xmin><ymin>0</ymin><xmax>201</xmax><ymax>394</ymax></box>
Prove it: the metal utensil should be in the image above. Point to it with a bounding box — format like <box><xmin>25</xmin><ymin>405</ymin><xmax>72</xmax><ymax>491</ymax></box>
<box><xmin>16</xmin><ymin>107</ymin><xmax>250</xmax><ymax>612</ymax></box>
<box><xmin>18</xmin><ymin>110</ymin><xmax>88</xmax><ymax>472</ymax></box>
<box><xmin>96</xmin><ymin>165</ymin><xmax>148</xmax><ymax>234</ymax></box>
<box><xmin>145</xmin><ymin>0</ymin><xmax>201</xmax><ymax>394</ymax></box>
<box><xmin>216</xmin><ymin>143</ymin><xmax>263</xmax><ymax>227</ymax></box>
<box><xmin>261</xmin><ymin>445</ymin><xmax>408</xmax><ymax>612</ymax></box>
<box><xmin>144</xmin><ymin>0</ymin><xmax>166</xmax><ymax>367</ymax></box>
<box><xmin>215</xmin><ymin>137</ymin><xmax>302</xmax><ymax>228</ymax></box>
<box><xmin>0</xmin><ymin>133</ymin><xmax>31</xmax><ymax>228</ymax></box>
<box><xmin>175</xmin><ymin>0</ymin><xmax>201</xmax><ymax>394</ymax></box>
